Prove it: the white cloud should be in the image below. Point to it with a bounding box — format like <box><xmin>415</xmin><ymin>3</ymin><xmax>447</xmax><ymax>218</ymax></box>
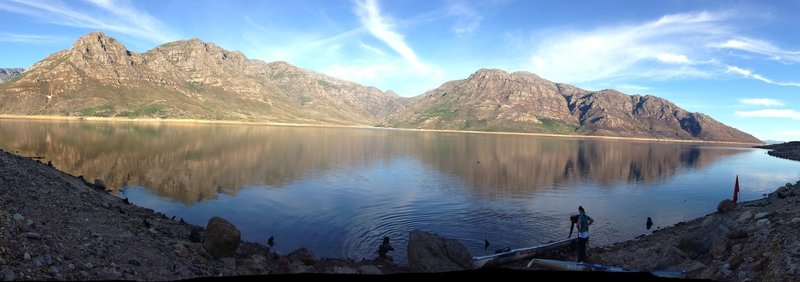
<box><xmin>353</xmin><ymin>0</ymin><xmax>433</xmax><ymax>74</ymax></box>
<box><xmin>526</xmin><ymin>10</ymin><xmax>800</xmax><ymax>89</ymax></box>
<box><xmin>716</xmin><ymin>38</ymin><xmax>800</xmax><ymax>64</ymax></box>
<box><xmin>656</xmin><ymin>53</ymin><xmax>691</xmax><ymax>64</ymax></box>
<box><xmin>358</xmin><ymin>41</ymin><xmax>386</xmax><ymax>56</ymax></box>
<box><xmin>726</xmin><ymin>65</ymin><xmax>800</xmax><ymax>87</ymax></box>
<box><xmin>736</xmin><ymin>109</ymin><xmax>800</xmax><ymax>120</ymax></box>
<box><xmin>0</xmin><ymin>0</ymin><xmax>175</xmax><ymax>43</ymax></box>
<box><xmin>447</xmin><ymin>0</ymin><xmax>482</xmax><ymax>36</ymax></box>
<box><xmin>242</xmin><ymin>16</ymin><xmax>362</xmax><ymax>63</ymax></box>
<box><xmin>0</xmin><ymin>32</ymin><xmax>66</xmax><ymax>43</ymax></box>
<box><xmin>616</xmin><ymin>84</ymin><xmax>651</xmax><ymax>92</ymax></box>
<box><xmin>322</xmin><ymin>64</ymin><xmax>397</xmax><ymax>81</ymax></box>
<box><xmin>529</xmin><ymin>11</ymin><xmax>727</xmax><ymax>83</ymax></box>
<box><xmin>738</xmin><ymin>98</ymin><xmax>784</xmax><ymax>107</ymax></box>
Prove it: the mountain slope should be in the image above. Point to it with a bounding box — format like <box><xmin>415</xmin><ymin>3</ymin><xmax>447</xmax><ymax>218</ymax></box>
<box><xmin>380</xmin><ymin>69</ymin><xmax>761</xmax><ymax>143</ymax></box>
<box><xmin>0</xmin><ymin>32</ymin><xmax>408</xmax><ymax>124</ymax></box>
<box><xmin>0</xmin><ymin>68</ymin><xmax>23</xmax><ymax>83</ymax></box>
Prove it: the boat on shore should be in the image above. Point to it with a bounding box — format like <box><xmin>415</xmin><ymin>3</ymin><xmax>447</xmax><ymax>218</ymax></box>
<box><xmin>472</xmin><ymin>238</ymin><xmax>576</xmax><ymax>269</ymax></box>
<box><xmin>528</xmin><ymin>258</ymin><xmax>687</xmax><ymax>278</ymax></box>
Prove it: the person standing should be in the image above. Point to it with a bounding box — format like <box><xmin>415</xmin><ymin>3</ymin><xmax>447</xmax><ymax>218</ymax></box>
<box><xmin>576</xmin><ymin>205</ymin><xmax>594</xmax><ymax>262</ymax></box>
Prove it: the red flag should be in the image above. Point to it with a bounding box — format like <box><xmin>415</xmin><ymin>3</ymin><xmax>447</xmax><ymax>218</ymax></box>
<box><xmin>732</xmin><ymin>175</ymin><xmax>740</xmax><ymax>204</ymax></box>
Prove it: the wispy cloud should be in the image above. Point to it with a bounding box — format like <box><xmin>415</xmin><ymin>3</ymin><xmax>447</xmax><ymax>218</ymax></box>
<box><xmin>726</xmin><ymin>65</ymin><xmax>800</xmax><ymax>87</ymax></box>
<box><xmin>528</xmin><ymin>11</ymin><xmax>727</xmax><ymax>83</ymax></box>
<box><xmin>656</xmin><ymin>53</ymin><xmax>691</xmax><ymax>64</ymax></box>
<box><xmin>716</xmin><ymin>38</ymin><xmax>800</xmax><ymax>64</ymax></box>
<box><xmin>738</xmin><ymin>98</ymin><xmax>784</xmax><ymax>107</ymax></box>
<box><xmin>736</xmin><ymin>109</ymin><xmax>800</xmax><ymax>120</ymax></box>
<box><xmin>0</xmin><ymin>32</ymin><xmax>66</xmax><ymax>43</ymax></box>
<box><xmin>616</xmin><ymin>84</ymin><xmax>652</xmax><ymax>92</ymax></box>
<box><xmin>243</xmin><ymin>15</ymin><xmax>362</xmax><ymax>63</ymax></box>
<box><xmin>0</xmin><ymin>0</ymin><xmax>175</xmax><ymax>43</ymax></box>
<box><xmin>323</xmin><ymin>63</ymin><xmax>397</xmax><ymax>81</ymax></box>
<box><xmin>353</xmin><ymin>0</ymin><xmax>433</xmax><ymax>74</ymax></box>
<box><xmin>447</xmin><ymin>0</ymin><xmax>482</xmax><ymax>36</ymax></box>
<box><xmin>527</xmin><ymin>10</ymin><xmax>800</xmax><ymax>89</ymax></box>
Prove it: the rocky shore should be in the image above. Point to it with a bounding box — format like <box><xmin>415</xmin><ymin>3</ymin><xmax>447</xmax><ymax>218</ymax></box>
<box><xmin>756</xmin><ymin>141</ymin><xmax>800</xmax><ymax>162</ymax></box>
<box><xmin>1</xmin><ymin>147</ymin><xmax>799</xmax><ymax>280</ymax></box>
<box><xmin>0</xmin><ymin>150</ymin><xmax>404</xmax><ymax>280</ymax></box>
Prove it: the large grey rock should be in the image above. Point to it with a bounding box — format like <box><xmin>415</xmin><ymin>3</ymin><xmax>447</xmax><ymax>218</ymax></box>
<box><xmin>737</xmin><ymin>211</ymin><xmax>753</xmax><ymax>223</ymax></box>
<box><xmin>407</xmin><ymin>230</ymin><xmax>472</xmax><ymax>272</ymax></box>
<box><xmin>655</xmin><ymin>247</ymin><xmax>688</xmax><ymax>269</ymax></box>
<box><xmin>202</xmin><ymin>217</ymin><xmax>241</xmax><ymax>258</ymax></box>
<box><xmin>358</xmin><ymin>265</ymin><xmax>382</xmax><ymax>274</ymax></box>
<box><xmin>331</xmin><ymin>266</ymin><xmax>357</xmax><ymax>274</ymax></box>
<box><xmin>1</xmin><ymin>267</ymin><xmax>15</xmax><ymax>281</ymax></box>
<box><xmin>754</xmin><ymin>212</ymin><xmax>769</xmax><ymax>220</ymax></box>
<box><xmin>710</xmin><ymin>237</ymin><xmax>729</xmax><ymax>259</ymax></box>
<box><xmin>678</xmin><ymin>227</ymin><xmax>714</xmax><ymax>258</ymax></box>
<box><xmin>287</xmin><ymin>247</ymin><xmax>315</xmax><ymax>265</ymax></box>
<box><xmin>717</xmin><ymin>199</ymin><xmax>735</xmax><ymax>213</ymax></box>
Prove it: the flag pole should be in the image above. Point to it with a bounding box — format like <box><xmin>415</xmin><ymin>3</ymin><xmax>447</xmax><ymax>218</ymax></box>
<box><xmin>733</xmin><ymin>175</ymin><xmax>740</xmax><ymax>204</ymax></box>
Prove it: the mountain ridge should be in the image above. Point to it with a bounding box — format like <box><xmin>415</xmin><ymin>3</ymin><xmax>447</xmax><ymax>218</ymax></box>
<box><xmin>0</xmin><ymin>68</ymin><xmax>23</xmax><ymax>83</ymax></box>
<box><xmin>379</xmin><ymin>68</ymin><xmax>761</xmax><ymax>143</ymax></box>
<box><xmin>0</xmin><ymin>31</ymin><xmax>760</xmax><ymax>143</ymax></box>
<box><xmin>0</xmin><ymin>31</ymin><xmax>408</xmax><ymax>124</ymax></box>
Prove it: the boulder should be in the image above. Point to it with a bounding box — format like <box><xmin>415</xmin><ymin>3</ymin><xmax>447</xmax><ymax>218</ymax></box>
<box><xmin>287</xmin><ymin>247</ymin><xmax>316</xmax><ymax>265</ymax></box>
<box><xmin>331</xmin><ymin>266</ymin><xmax>357</xmax><ymax>274</ymax></box>
<box><xmin>678</xmin><ymin>227</ymin><xmax>714</xmax><ymax>258</ymax></box>
<box><xmin>754</xmin><ymin>212</ymin><xmax>769</xmax><ymax>220</ymax></box>
<box><xmin>717</xmin><ymin>199</ymin><xmax>735</xmax><ymax>213</ymax></box>
<box><xmin>94</xmin><ymin>179</ymin><xmax>106</xmax><ymax>189</ymax></box>
<box><xmin>1</xmin><ymin>267</ymin><xmax>15</xmax><ymax>281</ymax></box>
<box><xmin>358</xmin><ymin>265</ymin><xmax>382</xmax><ymax>274</ymax></box>
<box><xmin>655</xmin><ymin>246</ymin><xmax>688</xmax><ymax>269</ymax></box>
<box><xmin>736</xmin><ymin>211</ymin><xmax>753</xmax><ymax>223</ymax></box>
<box><xmin>407</xmin><ymin>230</ymin><xmax>472</xmax><ymax>272</ymax></box>
<box><xmin>202</xmin><ymin>217</ymin><xmax>241</xmax><ymax>258</ymax></box>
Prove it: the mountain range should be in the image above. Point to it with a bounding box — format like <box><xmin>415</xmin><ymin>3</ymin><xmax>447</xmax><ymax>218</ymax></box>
<box><xmin>0</xmin><ymin>31</ymin><xmax>761</xmax><ymax>143</ymax></box>
<box><xmin>0</xmin><ymin>68</ymin><xmax>23</xmax><ymax>83</ymax></box>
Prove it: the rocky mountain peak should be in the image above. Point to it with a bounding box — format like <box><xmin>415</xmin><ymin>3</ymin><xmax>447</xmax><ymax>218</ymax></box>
<box><xmin>71</xmin><ymin>31</ymin><xmax>129</xmax><ymax>58</ymax></box>
<box><xmin>466</xmin><ymin>68</ymin><xmax>552</xmax><ymax>87</ymax></box>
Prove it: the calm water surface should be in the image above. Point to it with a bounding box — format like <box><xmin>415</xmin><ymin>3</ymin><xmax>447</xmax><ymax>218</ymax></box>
<box><xmin>2</xmin><ymin>119</ymin><xmax>799</xmax><ymax>265</ymax></box>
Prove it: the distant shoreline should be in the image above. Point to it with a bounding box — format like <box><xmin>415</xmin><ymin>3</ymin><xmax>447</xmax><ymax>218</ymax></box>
<box><xmin>0</xmin><ymin>114</ymin><xmax>763</xmax><ymax>146</ymax></box>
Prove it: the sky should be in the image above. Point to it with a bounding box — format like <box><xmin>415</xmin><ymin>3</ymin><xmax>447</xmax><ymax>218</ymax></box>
<box><xmin>0</xmin><ymin>0</ymin><xmax>798</xmax><ymax>141</ymax></box>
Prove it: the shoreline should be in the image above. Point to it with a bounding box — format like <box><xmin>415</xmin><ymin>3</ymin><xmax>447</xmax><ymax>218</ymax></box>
<box><xmin>0</xmin><ymin>149</ymin><xmax>406</xmax><ymax>280</ymax></box>
<box><xmin>0</xmin><ymin>114</ymin><xmax>763</xmax><ymax>146</ymax></box>
<box><xmin>0</xmin><ymin>145</ymin><xmax>798</xmax><ymax>280</ymax></box>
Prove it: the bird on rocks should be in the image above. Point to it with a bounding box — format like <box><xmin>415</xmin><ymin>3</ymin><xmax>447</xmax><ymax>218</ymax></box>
<box><xmin>143</xmin><ymin>218</ymin><xmax>151</xmax><ymax>229</ymax></box>
<box><xmin>267</xmin><ymin>236</ymin><xmax>275</xmax><ymax>248</ymax></box>
<box><xmin>646</xmin><ymin>217</ymin><xmax>654</xmax><ymax>230</ymax></box>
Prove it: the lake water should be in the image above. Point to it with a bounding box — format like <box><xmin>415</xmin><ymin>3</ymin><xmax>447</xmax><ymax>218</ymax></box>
<box><xmin>1</xmin><ymin>119</ymin><xmax>798</xmax><ymax>265</ymax></box>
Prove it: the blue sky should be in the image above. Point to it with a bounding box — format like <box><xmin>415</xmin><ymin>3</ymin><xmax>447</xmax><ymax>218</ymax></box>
<box><xmin>0</xmin><ymin>0</ymin><xmax>798</xmax><ymax>141</ymax></box>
